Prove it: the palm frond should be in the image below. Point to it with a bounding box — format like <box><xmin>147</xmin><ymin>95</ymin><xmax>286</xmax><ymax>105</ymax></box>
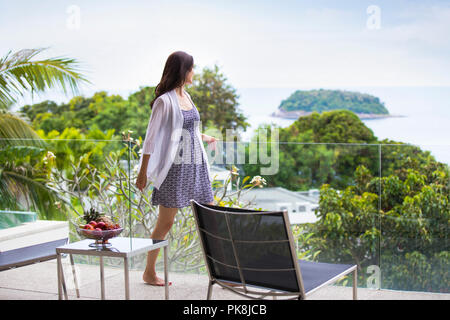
<box><xmin>0</xmin><ymin>144</ymin><xmax>64</xmax><ymax>219</ymax></box>
<box><xmin>0</xmin><ymin>47</ymin><xmax>90</xmax><ymax>109</ymax></box>
<box><xmin>0</xmin><ymin>169</ymin><xmax>64</xmax><ymax>219</ymax></box>
<box><xmin>0</xmin><ymin>112</ymin><xmax>47</xmax><ymax>147</ymax></box>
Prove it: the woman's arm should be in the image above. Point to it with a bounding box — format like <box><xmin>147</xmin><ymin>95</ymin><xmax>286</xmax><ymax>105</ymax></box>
<box><xmin>139</xmin><ymin>154</ymin><xmax>151</xmax><ymax>172</ymax></box>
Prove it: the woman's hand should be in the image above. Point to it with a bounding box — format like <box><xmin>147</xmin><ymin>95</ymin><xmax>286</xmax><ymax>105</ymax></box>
<box><xmin>136</xmin><ymin>155</ymin><xmax>150</xmax><ymax>192</ymax></box>
<box><xmin>136</xmin><ymin>171</ymin><xmax>147</xmax><ymax>192</ymax></box>
<box><xmin>202</xmin><ymin>134</ymin><xmax>218</xmax><ymax>151</ymax></box>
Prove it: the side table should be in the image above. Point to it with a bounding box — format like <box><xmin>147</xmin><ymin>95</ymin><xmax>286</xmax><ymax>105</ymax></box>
<box><xmin>56</xmin><ymin>237</ymin><xmax>169</xmax><ymax>300</ymax></box>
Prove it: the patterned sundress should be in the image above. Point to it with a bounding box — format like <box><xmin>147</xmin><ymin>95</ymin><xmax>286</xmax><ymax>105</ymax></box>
<box><xmin>151</xmin><ymin>105</ymin><xmax>214</xmax><ymax>208</ymax></box>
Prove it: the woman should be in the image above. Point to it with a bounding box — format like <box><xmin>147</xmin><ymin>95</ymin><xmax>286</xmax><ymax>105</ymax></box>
<box><xmin>136</xmin><ymin>51</ymin><xmax>217</xmax><ymax>286</ymax></box>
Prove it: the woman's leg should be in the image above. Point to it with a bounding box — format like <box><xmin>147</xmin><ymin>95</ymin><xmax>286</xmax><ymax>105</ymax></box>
<box><xmin>143</xmin><ymin>204</ymin><xmax>178</xmax><ymax>285</ymax></box>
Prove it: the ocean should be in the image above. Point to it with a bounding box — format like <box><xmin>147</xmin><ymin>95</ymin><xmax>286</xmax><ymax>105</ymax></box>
<box><xmin>236</xmin><ymin>86</ymin><xmax>450</xmax><ymax>166</ymax></box>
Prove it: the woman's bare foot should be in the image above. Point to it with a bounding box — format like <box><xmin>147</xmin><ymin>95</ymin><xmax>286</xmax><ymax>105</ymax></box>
<box><xmin>143</xmin><ymin>273</ymin><xmax>171</xmax><ymax>286</ymax></box>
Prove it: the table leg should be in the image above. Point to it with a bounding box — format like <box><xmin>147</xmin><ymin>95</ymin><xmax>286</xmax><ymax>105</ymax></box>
<box><xmin>100</xmin><ymin>256</ymin><xmax>105</xmax><ymax>300</ymax></box>
<box><xmin>124</xmin><ymin>257</ymin><xmax>130</xmax><ymax>300</ymax></box>
<box><xmin>70</xmin><ymin>254</ymin><xmax>80</xmax><ymax>298</ymax></box>
<box><xmin>164</xmin><ymin>246</ymin><xmax>169</xmax><ymax>300</ymax></box>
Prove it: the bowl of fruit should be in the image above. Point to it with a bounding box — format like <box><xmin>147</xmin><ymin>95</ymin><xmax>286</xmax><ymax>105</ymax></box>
<box><xmin>77</xmin><ymin>208</ymin><xmax>123</xmax><ymax>247</ymax></box>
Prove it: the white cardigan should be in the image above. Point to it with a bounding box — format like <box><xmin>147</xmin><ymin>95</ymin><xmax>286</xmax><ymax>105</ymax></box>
<box><xmin>137</xmin><ymin>88</ymin><xmax>212</xmax><ymax>190</ymax></box>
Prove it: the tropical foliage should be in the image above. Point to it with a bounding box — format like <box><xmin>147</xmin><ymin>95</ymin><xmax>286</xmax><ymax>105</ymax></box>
<box><xmin>0</xmin><ymin>47</ymin><xmax>89</xmax><ymax>219</ymax></box>
<box><xmin>307</xmin><ymin>159</ymin><xmax>449</xmax><ymax>292</ymax></box>
<box><xmin>20</xmin><ymin>64</ymin><xmax>250</xmax><ymax>141</ymax></box>
<box><xmin>243</xmin><ymin>110</ymin><xmax>436</xmax><ymax>191</ymax></box>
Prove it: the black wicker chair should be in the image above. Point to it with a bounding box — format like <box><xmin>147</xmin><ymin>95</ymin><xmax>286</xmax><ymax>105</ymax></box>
<box><xmin>190</xmin><ymin>199</ymin><xmax>357</xmax><ymax>300</ymax></box>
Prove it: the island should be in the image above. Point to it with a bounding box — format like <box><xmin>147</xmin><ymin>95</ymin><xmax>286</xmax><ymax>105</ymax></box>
<box><xmin>271</xmin><ymin>89</ymin><xmax>404</xmax><ymax>120</ymax></box>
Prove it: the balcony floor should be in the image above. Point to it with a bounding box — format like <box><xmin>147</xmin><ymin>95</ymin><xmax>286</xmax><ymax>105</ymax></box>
<box><xmin>0</xmin><ymin>258</ymin><xmax>448</xmax><ymax>300</ymax></box>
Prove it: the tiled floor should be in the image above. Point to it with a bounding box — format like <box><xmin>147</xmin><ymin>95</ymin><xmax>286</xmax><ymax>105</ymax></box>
<box><xmin>0</xmin><ymin>258</ymin><xmax>448</xmax><ymax>300</ymax></box>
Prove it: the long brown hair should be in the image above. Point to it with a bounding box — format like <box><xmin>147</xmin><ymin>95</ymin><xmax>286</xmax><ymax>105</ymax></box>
<box><xmin>150</xmin><ymin>51</ymin><xmax>194</xmax><ymax>109</ymax></box>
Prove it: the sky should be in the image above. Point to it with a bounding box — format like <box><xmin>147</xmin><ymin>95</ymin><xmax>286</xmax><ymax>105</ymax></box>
<box><xmin>1</xmin><ymin>0</ymin><xmax>450</xmax><ymax>106</ymax></box>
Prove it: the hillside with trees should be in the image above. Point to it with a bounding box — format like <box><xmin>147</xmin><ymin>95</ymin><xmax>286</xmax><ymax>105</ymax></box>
<box><xmin>20</xmin><ymin>64</ymin><xmax>250</xmax><ymax>142</ymax></box>
<box><xmin>272</xmin><ymin>89</ymin><xmax>391</xmax><ymax>119</ymax></box>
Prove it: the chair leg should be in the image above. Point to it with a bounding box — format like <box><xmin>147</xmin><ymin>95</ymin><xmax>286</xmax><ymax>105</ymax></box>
<box><xmin>207</xmin><ymin>280</ymin><xmax>214</xmax><ymax>300</ymax></box>
<box><xmin>353</xmin><ymin>269</ymin><xmax>358</xmax><ymax>300</ymax></box>
<box><xmin>57</xmin><ymin>253</ymin><xmax>63</xmax><ymax>300</ymax></box>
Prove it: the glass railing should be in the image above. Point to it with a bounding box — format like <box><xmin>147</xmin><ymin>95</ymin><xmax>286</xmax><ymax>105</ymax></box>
<box><xmin>379</xmin><ymin>144</ymin><xmax>449</xmax><ymax>293</ymax></box>
<box><xmin>0</xmin><ymin>137</ymin><xmax>448</xmax><ymax>294</ymax></box>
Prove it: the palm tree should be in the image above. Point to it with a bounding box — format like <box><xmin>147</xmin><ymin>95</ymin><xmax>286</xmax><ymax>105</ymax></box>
<box><xmin>0</xmin><ymin>47</ymin><xmax>89</xmax><ymax>219</ymax></box>
<box><xmin>0</xmin><ymin>47</ymin><xmax>89</xmax><ymax>110</ymax></box>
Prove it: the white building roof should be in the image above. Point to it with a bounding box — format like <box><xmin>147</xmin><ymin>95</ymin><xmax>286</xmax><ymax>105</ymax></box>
<box><xmin>237</xmin><ymin>187</ymin><xmax>320</xmax><ymax>224</ymax></box>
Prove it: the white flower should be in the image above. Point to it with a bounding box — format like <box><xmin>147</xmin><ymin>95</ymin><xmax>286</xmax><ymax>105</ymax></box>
<box><xmin>230</xmin><ymin>165</ymin><xmax>239</xmax><ymax>176</ymax></box>
<box><xmin>47</xmin><ymin>151</ymin><xmax>56</xmax><ymax>159</ymax></box>
<box><xmin>250</xmin><ymin>176</ymin><xmax>267</xmax><ymax>188</ymax></box>
<box><xmin>43</xmin><ymin>151</ymin><xmax>56</xmax><ymax>164</ymax></box>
